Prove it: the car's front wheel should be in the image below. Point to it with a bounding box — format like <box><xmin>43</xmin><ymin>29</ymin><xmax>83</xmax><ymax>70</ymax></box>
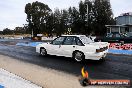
<box><xmin>73</xmin><ymin>51</ymin><xmax>85</xmax><ymax>62</ymax></box>
<box><xmin>40</xmin><ymin>48</ymin><xmax>47</xmax><ymax>56</ymax></box>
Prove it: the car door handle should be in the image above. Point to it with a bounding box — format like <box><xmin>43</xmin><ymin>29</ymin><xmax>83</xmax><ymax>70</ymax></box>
<box><xmin>73</xmin><ymin>46</ymin><xmax>75</xmax><ymax>48</ymax></box>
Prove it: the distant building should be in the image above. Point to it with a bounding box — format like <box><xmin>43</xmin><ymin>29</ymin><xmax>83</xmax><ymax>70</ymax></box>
<box><xmin>106</xmin><ymin>12</ymin><xmax>132</xmax><ymax>34</ymax></box>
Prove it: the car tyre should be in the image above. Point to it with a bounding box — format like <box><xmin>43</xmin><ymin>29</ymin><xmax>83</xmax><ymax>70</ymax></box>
<box><xmin>99</xmin><ymin>57</ymin><xmax>105</xmax><ymax>62</ymax></box>
<box><xmin>40</xmin><ymin>48</ymin><xmax>47</xmax><ymax>56</ymax></box>
<box><xmin>120</xmin><ymin>41</ymin><xmax>124</xmax><ymax>45</ymax></box>
<box><xmin>73</xmin><ymin>51</ymin><xmax>85</xmax><ymax>62</ymax></box>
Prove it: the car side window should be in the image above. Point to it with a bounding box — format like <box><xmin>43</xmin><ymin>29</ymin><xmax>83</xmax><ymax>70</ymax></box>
<box><xmin>63</xmin><ymin>37</ymin><xmax>76</xmax><ymax>45</ymax></box>
<box><xmin>76</xmin><ymin>38</ymin><xmax>83</xmax><ymax>46</ymax></box>
<box><xmin>51</xmin><ymin>37</ymin><xmax>65</xmax><ymax>45</ymax></box>
<box><xmin>115</xmin><ymin>34</ymin><xmax>121</xmax><ymax>37</ymax></box>
<box><xmin>108</xmin><ymin>34</ymin><xmax>113</xmax><ymax>37</ymax></box>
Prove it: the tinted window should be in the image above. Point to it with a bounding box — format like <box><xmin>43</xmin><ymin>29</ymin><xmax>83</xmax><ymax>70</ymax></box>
<box><xmin>107</xmin><ymin>34</ymin><xmax>113</xmax><ymax>37</ymax></box>
<box><xmin>79</xmin><ymin>36</ymin><xmax>94</xmax><ymax>44</ymax></box>
<box><xmin>51</xmin><ymin>37</ymin><xmax>65</xmax><ymax>45</ymax></box>
<box><xmin>63</xmin><ymin>37</ymin><xmax>76</xmax><ymax>45</ymax></box>
<box><xmin>115</xmin><ymin>34</ymin><xmax>121</xmax><ymax>37</ymax></box>
<box><xmin>107</xmin><ymin>33</ymin><xmax>122</xmax><ymax>38</ymax></box>
<box><xmin>76</xmin><ymin>38</ymin><xmax>83</xmax><ymax>46</ymax></box>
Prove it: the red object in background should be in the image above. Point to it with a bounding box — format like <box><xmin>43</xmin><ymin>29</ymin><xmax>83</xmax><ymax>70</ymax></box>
<box><xmin>109</xmin><ymin>43</ymin><xmax>132</xmax><ymax>50</ymax></box>
<box><xmin>32</xmin><ymin>36</ymin><xmax>41</xmax><ymax>40</ymax></box>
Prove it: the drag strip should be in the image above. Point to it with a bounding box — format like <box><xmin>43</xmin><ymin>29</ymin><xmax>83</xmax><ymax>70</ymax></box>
<box><xmin>0</xmin><ymin>40</ymin><xmax>132</xmax><ymax>84</ymax></box>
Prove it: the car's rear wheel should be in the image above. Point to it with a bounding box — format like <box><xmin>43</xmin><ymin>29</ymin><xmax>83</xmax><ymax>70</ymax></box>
<box><xmin>120</xmin><ymin>41</ymin><xmax>124</xmax><ymax>45</ymax></box>
<box><xmin>40</xmin><ymin>48</ymin><xmax>47</xmax><ymax>56</ymax></box>
<box><xmin>99</xmin><ymin>57</ymin><xmax>105</xmax><ymax>62</ymax></box>
<box><xmin>73</xmin><ymin>51</ymin><xmax>84</xmax><ymax>62</ymax></box>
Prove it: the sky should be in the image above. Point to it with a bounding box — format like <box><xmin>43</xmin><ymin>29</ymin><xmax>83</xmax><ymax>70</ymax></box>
<box><xmin>0</xmin><ymin>0</ymin><xmax>132</xmax><ymax>31</ymax></box>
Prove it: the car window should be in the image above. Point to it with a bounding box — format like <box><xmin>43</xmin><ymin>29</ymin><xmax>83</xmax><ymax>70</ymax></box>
<box><xmin>107</xmin><ymin>34</ymin><xmax>113</xmax><ymax>37</ymax></box>
<box><xmin>107</xmin><ymin>33</ymin><xmax>124</xmax><ymax>38</ymax></box>
<box><xmin>79</xmin><ymin>36</ymin><xmax>94</xmax><ymax>44</ymax></box>
<box><xmin>63</xmin><ymin>37</ymin><xmax>76</xmax><ymax>45</ymax></box>
<box><xmin>76</xmin><ymin>38</ymin><xmax>83</xmax><ymax>46</ymax></box>
<box><xmin>115</xmin><ymin>34</ymin><xmax>120</xmax><ymax>37</ymax></box>
<box><xmin>51</xmin><ymin>37</ymin><xmax>65</xmax><ymax>45</ymax></box>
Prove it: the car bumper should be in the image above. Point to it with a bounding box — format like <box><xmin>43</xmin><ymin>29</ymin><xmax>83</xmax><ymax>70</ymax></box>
<box><xmin>85</xmin><ymin>50</ymin><xmax>108</xmax><ymax>60</ymax></box>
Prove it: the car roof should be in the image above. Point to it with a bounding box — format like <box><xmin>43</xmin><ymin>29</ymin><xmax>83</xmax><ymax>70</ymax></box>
<box><xmin>61</xmin><ymin>35</ymin><xmax>86</xmax><ymax>37</ymax></box>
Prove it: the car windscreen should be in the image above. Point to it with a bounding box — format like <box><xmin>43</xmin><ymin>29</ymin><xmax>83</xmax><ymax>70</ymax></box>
<box><xmin>126</xmin><ymin>32</ymin><xmax>132</xmax><ymax>37</ymax></box>
<box><xmin>79</xmin><ymin>36</ymin><xmax>94</xmax><ymax>44</ymax></box>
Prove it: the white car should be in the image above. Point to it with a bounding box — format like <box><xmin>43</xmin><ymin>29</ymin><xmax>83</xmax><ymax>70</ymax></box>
<box><xmin>36</xmin><ymin>35</ymin><xmax>109</xmax><ymax>62</ymax></box>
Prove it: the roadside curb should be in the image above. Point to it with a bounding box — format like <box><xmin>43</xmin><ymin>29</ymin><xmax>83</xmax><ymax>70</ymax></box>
<box><xmin>0</xmin><ymin>68</ymin><xmax>42</xmax><ymax>88</ymax></box>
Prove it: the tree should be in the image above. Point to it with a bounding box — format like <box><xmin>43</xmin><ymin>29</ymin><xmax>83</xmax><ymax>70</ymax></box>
<box><xmin>84</xmin><ymin>0</ymin><xmax>94</xmax><ymax>34</ymax></box>
<box><xmin>79</xmin><ymin>1</ymin><xmax>86</xmax><ymax>34</ymax></box>
<box><xmin>25</xmin><ymin>1</ymin><xmax>52</xmax><ymax>37</ymax></box>
<box><xmin>60</xmin><ymin>9</ymin><xmax>69</xmax><ymax>34</ymax></box>
<box><xmin>45</xmin><ymin>13</ymin><xmax>54</xmax><ymax>36</ymax></box>
<box><xmin>69</xmin><ymin>7</ymin><xmax>80</xmax><ymax>34</ymax></box>
<box><xmin>23</xmin><ymin>24</ymin><xmax>30</xmax><ymax>34</ymax></box>
<box><xmin>93</xmin><ymin>0</ymin><xmax>114</xmax><ymax>35</ymax></box>
<box><xmin>2</xmin><ymin>28</ymin><xmax>13</xmax><ymax>35</ymax></box>
<box><xmin>53</xmin><ymin>8</ymin><xmax>63</xmax><ymax>36</ymax></box>
<box><xmin>25</xmin><ymin>3</ymin><xmax>32</xmax><ymax>34</ymax></box>
<box><xmin>24</xmin><ymin>0</ymin><xmax>115</xmax><ymax>36</ymax></box>
<box><xmin>0</xmin><ymin>31</ymin><xmax>2</xmax><ymax>35</ymax></box>
<box><xmin>14</xmin><ymin>27</ymin><xmax>26</xmax><ymax>34</ymax></box>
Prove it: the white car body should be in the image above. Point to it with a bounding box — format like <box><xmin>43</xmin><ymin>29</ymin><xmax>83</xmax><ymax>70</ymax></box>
<box><xmin>36</xmin><ymin>35</ymin><xmax>109</xmax><ymax>61</ymax></box>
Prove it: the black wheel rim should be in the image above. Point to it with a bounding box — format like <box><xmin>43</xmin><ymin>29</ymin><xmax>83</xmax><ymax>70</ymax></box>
<box><xmin>41</xmin><ymin>49</ymin><xmax>46</xmax><ymax>55</ymax></box>
<box><xmin>74</xmin><ymin>52</ymin><xmax>83</xmax><ymax>62</ymax></box>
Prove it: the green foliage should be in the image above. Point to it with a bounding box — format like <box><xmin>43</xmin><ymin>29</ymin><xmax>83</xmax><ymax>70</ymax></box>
<box><xmin>25</xmin><ymin>1</ymin><xmax>52</xmax><ymax>36</ymax></box>
<box><xmin>68</xmin><ymin>7</ymin><xmax>80</xmax><ymax>34</ymax></box>
<box><xmin>14</xmin><ymin>27</ymin><xmax>26</xmax><ymax>34</ymax></box>
<box><xmin>2</xmin><ymin>28</ymin><xmax>13</xmax><ymax>35</ymax></box>
<box><xmin>24</xmin><ymin>0</ymin><xmax>115</xmax><ymax>36</ymax></box>
<box><xmin>93</xmin><ymin>0</ymin><xmax>114</xmax><ymax>35</ymax></box>
<box><xmin>53</xmin><ymin>8</ymin><xmax>62</xmax><ymax>36</ymax></box>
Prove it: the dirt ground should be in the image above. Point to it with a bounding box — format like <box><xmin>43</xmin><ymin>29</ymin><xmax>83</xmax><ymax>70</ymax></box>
<box><xmin>0</xmin><ymin>54</ymin><xmax>126</xmax><ymax>88</ymax></box>
<box><xmin>0</xmin><ymin>54</ymin><xmax>83</xmax><ymax>88</ymax></box>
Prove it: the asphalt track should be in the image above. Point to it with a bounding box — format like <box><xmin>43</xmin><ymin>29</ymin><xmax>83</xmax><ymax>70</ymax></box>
<box><xmin>0</xmin><ymin>39</ymin><xmax>132</xmax><ymax>87</ymax></box>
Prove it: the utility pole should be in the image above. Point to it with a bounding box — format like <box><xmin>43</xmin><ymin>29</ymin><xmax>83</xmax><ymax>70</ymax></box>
<box><xmin>31</xmin><ymin>29</ymin><xmax>33</xmax><ymax>37</ymax></box>
<box><xmin>85</xmin><ymin>0</ymin><xmax>89</xmax><ymax>35</ymax></box>
<box><xmin>85</xmin><ymin>0</ymin><xmax>89</xmax><ymax>27</ymax></box>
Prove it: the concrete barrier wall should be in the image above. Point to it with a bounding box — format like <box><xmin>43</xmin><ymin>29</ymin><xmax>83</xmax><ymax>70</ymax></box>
<box><xmin>3</xmin><ymin>36</ymin><xmax>23</xmax><ymax>39</ymax></box>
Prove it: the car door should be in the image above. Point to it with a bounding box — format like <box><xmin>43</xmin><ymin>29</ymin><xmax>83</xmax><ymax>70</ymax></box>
<box><xmin>59</xmin><ymin>36</ymin><xmax>77</xmax><ymax>57</ymax></box>
<box><xmin>47</xmin><ymin>36</ymin><xmax>65</xmax><ymax>55</ymax></box>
